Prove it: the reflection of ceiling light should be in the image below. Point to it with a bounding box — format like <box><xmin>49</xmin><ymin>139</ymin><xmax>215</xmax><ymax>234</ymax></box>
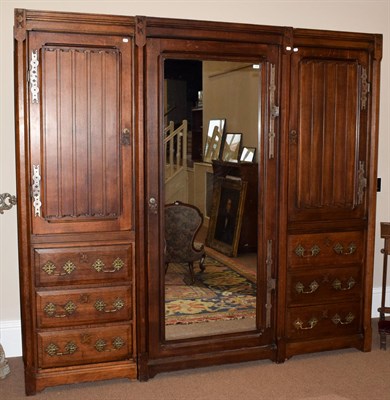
<box><xmin>252</xmin><ymin>64</ymin><xmax>260</xmax><ymax>69</ymax></box>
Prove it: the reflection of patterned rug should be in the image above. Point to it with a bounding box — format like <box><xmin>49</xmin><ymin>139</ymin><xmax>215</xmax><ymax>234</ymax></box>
<box><xmin>165</xmin><ymin>252</ymin><xmax>257</xmax><ymax>325</ymax></box>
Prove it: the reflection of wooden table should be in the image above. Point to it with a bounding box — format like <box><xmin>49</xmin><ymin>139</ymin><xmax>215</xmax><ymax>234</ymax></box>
<box><xmin>212</xmin><ymin>160</ymin><xmax>258</xmax><ymax>253</ymax></box>
<box><xmin>378</xmin><ymin>222</ymin><xmax>390</xmax><ymax>350</ymax></box>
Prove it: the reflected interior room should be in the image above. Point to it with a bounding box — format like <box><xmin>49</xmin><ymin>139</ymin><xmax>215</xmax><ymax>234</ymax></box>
<box><xmin>163</xmin><ymin>59</ymin><xmax>261</xmax><ymax>340</ymax></box>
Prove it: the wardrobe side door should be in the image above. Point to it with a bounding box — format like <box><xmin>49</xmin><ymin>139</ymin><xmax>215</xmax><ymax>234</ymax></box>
<box><xmin>288</xmin><ymin>47</ymin><xmax>370</xmax><ymax>223</ymax></box>
<box><xmin>28</xmin><ymin>32</ymin><xmax>133</xmax><ymax>235</ymax></box>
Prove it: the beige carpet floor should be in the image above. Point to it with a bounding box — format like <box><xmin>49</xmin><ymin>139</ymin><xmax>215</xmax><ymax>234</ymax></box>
<box><xmin>1</xmin><ymin>322</ymin><xmax>389</xmax><ymax>400</ymax></box>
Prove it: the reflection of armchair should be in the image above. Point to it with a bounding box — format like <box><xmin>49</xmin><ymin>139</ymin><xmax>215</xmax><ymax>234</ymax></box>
<box><xmin>165</xmin><ymin>201</ymin><xmax>206</xmax><ymax>283</ymax></box>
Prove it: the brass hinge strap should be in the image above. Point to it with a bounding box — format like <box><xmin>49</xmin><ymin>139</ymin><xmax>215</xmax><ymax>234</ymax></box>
<box><xmin>268</xmin><ymin>64</ymin><xmax>279</xmax><ymax>159</ymax></box>
<box><xmin>265</xmin><ymin>239</ymin><xmax>275</xmax><ymax>328</ymax></box>
<box><xmin>361</xmin><ymin>66</ymin><xmax>369</xmax><ymax>111</ymax></box>
<box><xmin>29</xmin><ymin>50</ymin><xmax>39</xmax><ymax>103</ymax></box>
<box><xmin>32</xmin><ymin>164</ymin><xmax>42</xmax><ymax>217</ymax></box>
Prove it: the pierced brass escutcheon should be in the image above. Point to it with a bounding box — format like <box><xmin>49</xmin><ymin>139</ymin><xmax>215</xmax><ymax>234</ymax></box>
<box><xmin>331</xmin><ymin>312</ymin><xmax>355</xmax><ymax>325</ymax></box>
<box><xmin>63</xmin><ymin>261</ymin><xmax>76</xmax><ymax>274</ymax></box>
<box><xmin>92</xmin><ymin>259</ymin><xmax>105</xmax><ymax>272</ymax></box>
<box><xmin>295</xmin><ymin>280</ymin><xmax>319</xmax><ymax>294</ymax></box>
<box><xmin>293</xmin><ymin>317</ymin><xmax>318</xmax><ymax>330</ymax></box>
<box><xmin>333</xmin><ymin>242</ymin><xmax>357</xmax><ymax>255</ymax></box>
<box><xmin>92</xmin><ymin>257</ymin><xmax>124</xmax><ymax>273</ymax></box>
<box><xmin>45</xmin><ymin>341</ymin><xmax>78</xmax><ymax>357</ymax></box>
<box><xmin>112</xmin><ymin>336</ymin><xmax>125</xmax><ymax>350</ymax></box>
<box><xmin>332</xmin><ymin>277</ymin><xmax>356</xmax><ymax>291</ymax></box>
<box><xmin>95</xmin><ymin>339</ymin><xmax>107</xmax><ymax>352</ymax></box>
<box><xmin>42</xmin><ymin>261</ymin><xmax>56</xmax><ymax>275</ymax></box>
<box><xmin>121</xmin><ymin>128</ymin><xmax>131</xmax><ymax>146</ymax></box>
<box><xmin>42</xmin><ymin>260</ymin><xmax>76</xmax><ymax>276</ymax></box>
<box><xmin>45</xmin><ymin>343</ymin><xmax>59</xmax><ymax>356</ymax></box>
<box><xmin>289</xmin><ymin>130</ymin><xmax>298</xmax><ymax>144</ymax></box>
<box><xmin>94</xmin><ymin>337</ymin><xmax>125</xmax><ymax>352</ymax></box>
<box><xmin>44</xmin><ymin>301</ymin><xmax>77</xmax><ymax>318</ymax></box>
<box><xmin>112</xmin><ymin>257</ymin><xmax>125</xmax><ymax>271</ymax></box>
<box><xmin>94</xmin><ymin>298</ymin><xmax>125</xmax><ymax>313</ymax></box>
<box><xmin>294</xmin><ymin>244</ymin><xmax>320</xmax><ymax>258</ymax></box>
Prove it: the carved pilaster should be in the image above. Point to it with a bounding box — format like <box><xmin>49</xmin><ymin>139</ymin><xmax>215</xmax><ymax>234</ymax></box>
<box><xmin>282</xmin><ymin>26</ymin><xmax>294</xmax><ymax>55</ymax></box>
<box><xmin>135</xmin><ymin>16</ymin><xmax>146</xmax><ymax>47</ymax></box>
<box><xmin>374</xmin><ymin>34</ymin><xmax>383</xmax><ymax>61</ymax></box>
<box><xmin>14</xmin><ymin>9</ymin><xmax>26</xmax><ymax>41</ymax></box>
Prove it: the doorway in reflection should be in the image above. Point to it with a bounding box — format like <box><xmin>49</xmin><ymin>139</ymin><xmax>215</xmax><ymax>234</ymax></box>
<box><xmin>163</xmin><ymin>59</ymin><xmax>260</xmax><ymax>340</ymax></box>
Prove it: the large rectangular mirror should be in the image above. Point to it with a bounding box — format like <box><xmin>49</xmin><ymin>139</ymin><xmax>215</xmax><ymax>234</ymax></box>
<box><xmin>163</xmin><ymin>58</ymin><xmax>261</xmax><ymax>340</ymax></box>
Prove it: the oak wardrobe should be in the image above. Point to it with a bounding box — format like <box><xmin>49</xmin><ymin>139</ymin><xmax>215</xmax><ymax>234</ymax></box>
<box><xmin>14</xmin><ymin>9</ymin><xmax>382</xmax><ymax>395</ymax></box>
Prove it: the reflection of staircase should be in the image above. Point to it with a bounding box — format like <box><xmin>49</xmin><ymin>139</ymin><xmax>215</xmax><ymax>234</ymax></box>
<box><xmin>164</xmin><ymin>120</ymin><xmax>189</xmax><ymax>203</ymax></box>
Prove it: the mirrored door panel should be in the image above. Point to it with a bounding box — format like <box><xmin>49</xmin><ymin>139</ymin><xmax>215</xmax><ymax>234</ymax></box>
<box><xmin>144</xmin><ymin>37</ymin><xmax>279</xmax><ymax>357</ymax></box>
<box><xmin>164</xmin><ymin>59</ymin><xmax>261</xmax><ymax>340</ymax></box>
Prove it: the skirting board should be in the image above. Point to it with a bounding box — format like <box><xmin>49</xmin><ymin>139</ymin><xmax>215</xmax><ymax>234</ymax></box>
<box><xmin>0</xmin><ymin>320</ymin><xmax>22</xmax><ymax>358</ymax></box>
<box><xmin>1</xmin><ymin>287</ymin><xmax>389</xmax><ymax>358</ymax></box>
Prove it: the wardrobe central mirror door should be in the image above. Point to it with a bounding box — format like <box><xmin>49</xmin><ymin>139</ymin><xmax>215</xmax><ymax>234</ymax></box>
<box><xmin>163</xmin><ymin>58</ymin><xmax>261</xmax><ymax>340</ymax></box>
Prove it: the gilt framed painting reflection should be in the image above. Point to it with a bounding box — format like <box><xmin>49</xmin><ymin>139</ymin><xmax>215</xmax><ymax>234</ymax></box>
<box><xmin>206</xmin><ymin>177</ymin><xmax>247</xmax><ymax>257</ymax></box>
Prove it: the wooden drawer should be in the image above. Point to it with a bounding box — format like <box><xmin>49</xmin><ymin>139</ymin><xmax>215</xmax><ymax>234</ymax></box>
<box><xmin>34</xmin><ymin>245</ymin><xmax>132</xmax><ymax>286</ymax></box>
<box><xmin>287</xmin><ymin>266</ymin><xmax>361</xmax><ymax>306</ymax></box>
<box><xmin>36</xmin><ymin>286</ymin><xmax>132</xmax><ymax>328</ymax></box>
<box><xmin>38</xmin><ymin>324</ymin><xmax>132</xmax><ymax>368</ymax></box>
<box><xmin>288</xmin><ymin>231</ymin><xmax>364</xmax><ymax>268</ymax></box>
<box><xmin>286</xmin><ymin>302</ymin><xmax>361</xmax><ymax>341</ymax></box>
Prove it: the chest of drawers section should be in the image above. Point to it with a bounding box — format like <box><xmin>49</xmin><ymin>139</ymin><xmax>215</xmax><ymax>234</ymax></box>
<box><xmin>285</xmin><ymin>231</ymin><xmax>365</xmax><ymax>356</ymax></box>
<box><xmin>33</xmin><ymin>243</ymin><xmax>135</xmax><ymax>371</ymax></box>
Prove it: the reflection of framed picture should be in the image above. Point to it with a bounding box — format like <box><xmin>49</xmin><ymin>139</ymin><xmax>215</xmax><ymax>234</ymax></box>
<box><xmin>203</xmin><ymin>119</ymin><xmax>226</xmax><ymax>163</ymax></box>
<box><xmin>240</xmin><ymin>146</ymin><xmax>256</xmax><ymax>162</ymax></box>
<box><xmin>221</xmin><ymin>133</ymin><xmax>242</xmax><ymax>162</ymax></box>
<box><xmin>206</xmin><ymin>177</ymin><xmax>247</xmax><ymax>257</ymax></box>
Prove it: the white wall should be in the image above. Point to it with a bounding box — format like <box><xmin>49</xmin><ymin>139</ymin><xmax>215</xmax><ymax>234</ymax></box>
<box><xmin>1</xmin><ymin>0</ymin><xmax>389</xmax><ymax>357</ymax></box>
<box><xmin>203</xmin><ymin>61</ymin><xmax>260</xmax><ymax>156</ymax></box>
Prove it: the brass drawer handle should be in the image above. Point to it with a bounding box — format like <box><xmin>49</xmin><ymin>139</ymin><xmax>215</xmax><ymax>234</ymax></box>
<box><xmin>94</xmin><ymin>336</ymin><xmax>125</xmax><ymax>352</ymax></box>
<box><xmin>332</xmin><ymin>277</ymin><xmax>356</xmax><ymax>291</ymax></box>
<box><xmin>42</xmin><ymin>260</ymin><xmax>76</xmax><ymax>276</ymax></box>
<box><xmin>295</xmin><ymin>280</ymin><xmax>319</xmax><ymax>294</ymax></box>
<box><xmin>331</xmin><ymin>312</ymin><xmax>355</xmax><ymax>325</ymax></box>
<box><xmin>294</xmin><ymin>244</ymin><xmax>320</xmax><ymax>258</ymax></box>
<box><xmin>94</xmin><ymin>298</ymin><xmax>125</xmax><ymax>313</ymax></box>
<box><xmin>293</xmin><ymin>317</ymin><xmax>318</xmax><ymax>330</ymax></box>
<box><xmin>333</xmin><ymin>242</ymin><xmax>357</xmax><ymax>255</ymax></box>
<box><xmin>45</xmin><ymin>341</ymin><xmax>78</xmax><ymax>357</ymax></box>
<box><xmin>44</xmin><ymin>301</ymin><xmax>77</xmax><ymax>318</ymax></box>
<box><xmin>92</xmin><ymin>257</ymin><xmax>125</xmax><ymax>273</ymax></box>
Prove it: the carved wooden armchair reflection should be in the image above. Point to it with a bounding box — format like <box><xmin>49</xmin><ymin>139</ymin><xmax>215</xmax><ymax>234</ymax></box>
<box><xmin>164</xmin><ymin>201</ymin><xmax>206</xmax><ymax>283</ymax></box>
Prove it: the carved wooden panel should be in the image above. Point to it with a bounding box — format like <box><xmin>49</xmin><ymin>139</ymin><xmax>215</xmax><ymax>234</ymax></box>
<box><xmin>28</xmin><ymin>32</ymin><xmax>133</xmax><ymax>234</ymax></box>
<box><xmin>42</xmin><ymin>46</ymin><xmax>121</xmax><ymax>220</ymax></box>
<box><xmin>288</xmin><ymin>48</ymin><xmax>369</xmax><ymax>222</ymax></box>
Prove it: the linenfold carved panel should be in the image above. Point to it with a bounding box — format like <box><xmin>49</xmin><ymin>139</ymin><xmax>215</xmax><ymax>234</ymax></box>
<box><xmin>296</xmin><ymin>59</ymin><xmax>360</xmax><ymax>209</ymax></box>
<box><xmin>288</xmin><ymin>52</ymin><xmax>368</xmax><ymax>221</ymax></box>
<box><xmin>41</xmin><ymin>46</ymin><xmax>121</xmax><ymax>220</ymax></box>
